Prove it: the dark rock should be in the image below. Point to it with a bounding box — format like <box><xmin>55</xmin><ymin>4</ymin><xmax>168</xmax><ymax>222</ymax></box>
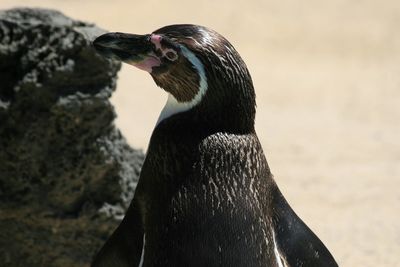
<box><xmin>0</xmin><ymin>8</ymin><xmax>144</xmax><ymax>267</ymax></box>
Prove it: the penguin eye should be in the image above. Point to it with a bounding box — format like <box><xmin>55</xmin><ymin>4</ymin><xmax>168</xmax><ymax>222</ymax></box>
<box><xmin>165</xmin><ymin>51</ymin><xmax>178</xmax><ymax>61</ymax></box>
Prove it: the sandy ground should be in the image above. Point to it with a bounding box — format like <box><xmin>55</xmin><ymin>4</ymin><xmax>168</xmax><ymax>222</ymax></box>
<box><xmin>2</xmin><ymin>1</ymin><xmax>399</xmax><ymax>266</ymax></box>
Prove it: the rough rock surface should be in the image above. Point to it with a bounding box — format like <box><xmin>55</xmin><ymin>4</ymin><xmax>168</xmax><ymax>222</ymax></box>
<box><xmin>0</xmin><ymin>8</ymin><xmax>144</xmax><ymax>266</ymax></box>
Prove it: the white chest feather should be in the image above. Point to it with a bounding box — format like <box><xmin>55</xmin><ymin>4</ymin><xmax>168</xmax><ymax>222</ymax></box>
<box><xmin>138</xmin><ymin>234</ymin><xmax>146</xmax><ymax>267</ymax></box>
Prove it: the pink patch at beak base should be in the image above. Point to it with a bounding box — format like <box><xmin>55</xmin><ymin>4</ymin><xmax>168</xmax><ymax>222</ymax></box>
<box><xmin>150</xmin><ymin>34</ymin><xmax>163</xmax><ymax>50</ymax></box>
<box><xmin>129</xmin><ymin>56</ymin><xmax>161</xmax><ymax>73</ymax></box>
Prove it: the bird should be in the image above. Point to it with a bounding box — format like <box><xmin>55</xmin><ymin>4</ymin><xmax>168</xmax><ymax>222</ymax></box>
<box><xmin>91</xmin><ymin>24</ymin><xmax>338</xmax><ymax>267</ymax></box>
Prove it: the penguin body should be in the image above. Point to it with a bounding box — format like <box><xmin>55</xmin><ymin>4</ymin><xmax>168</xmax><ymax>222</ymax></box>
<box><xmin>92</xmin><ymin>24</ymin><xmax>338</xmax><ymax>267</ymax></box>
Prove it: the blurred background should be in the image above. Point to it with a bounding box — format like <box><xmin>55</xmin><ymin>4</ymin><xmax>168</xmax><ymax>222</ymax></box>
<box><xmin>1</xmin><ymin>0</ymin><xmax>399</xmax><ymax>266</ymax></box>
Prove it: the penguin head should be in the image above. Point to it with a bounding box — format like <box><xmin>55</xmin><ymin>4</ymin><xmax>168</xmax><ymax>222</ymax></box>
<box><xmin>93</xmin><ymin>25</ymin><xmax>255</xmax><ymax>131</ymax></box>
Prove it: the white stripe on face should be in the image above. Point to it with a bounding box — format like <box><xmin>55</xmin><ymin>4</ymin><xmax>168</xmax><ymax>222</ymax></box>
<box><xmin>156</xmin><ymin>45</ymin><xmax>208</xmax><ymax>125</ymax></box>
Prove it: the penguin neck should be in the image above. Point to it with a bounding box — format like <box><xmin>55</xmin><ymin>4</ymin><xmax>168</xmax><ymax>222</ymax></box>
<box><xmin>155</xmin><ymin>84</ymin><xmax>256</xmax><ymax>134</ymax></box>
<box><xmin>155</xmin><ymin>93</ymin><xmax>201</xmax><ymax>127</ymax></box>
<box><xmin>155</xmin><ymin>100</ymin><xmax>254</xmax><ymax>136</ymax></box>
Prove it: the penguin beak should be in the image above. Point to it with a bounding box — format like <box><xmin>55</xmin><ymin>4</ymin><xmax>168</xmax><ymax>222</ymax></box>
<box><xmin>93</xmin><ymin>32</ymin><xmax>161</xmax><ymax>73</ymax></box>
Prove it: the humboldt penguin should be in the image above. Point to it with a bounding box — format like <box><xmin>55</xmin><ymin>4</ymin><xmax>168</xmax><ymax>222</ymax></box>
<box><xmin>91</xmin><ymin>24</ymin><xmax>338</xmax><ymax>267</ymax></box>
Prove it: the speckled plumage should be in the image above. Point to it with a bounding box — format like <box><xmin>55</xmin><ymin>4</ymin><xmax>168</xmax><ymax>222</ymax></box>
<box><xmin>92</xmin><ymin>24</ymin><xmax>338</xmax><ymax>267</ymax></box>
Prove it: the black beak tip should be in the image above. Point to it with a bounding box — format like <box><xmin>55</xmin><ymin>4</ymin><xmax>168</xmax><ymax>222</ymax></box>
<box><xmin>92</xmin><ymin>32</ymin><xmax>152</xmax><ymax>61</ymax></box>
<box><xmin>93</xmin><ymin>33</ymin><xmax>114</xmax><ymax>49</ymax></box>
<box><xmin>92</xmin><ymin>33</ymin><xmax>121</xmax><ymax>59</ymax></box>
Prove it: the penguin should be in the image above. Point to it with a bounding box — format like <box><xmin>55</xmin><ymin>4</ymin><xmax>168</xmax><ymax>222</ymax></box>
<box><xmin>91</xmin><ymin>24</ymin><xmax>338</xmax><ymax>267</ymax></box>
